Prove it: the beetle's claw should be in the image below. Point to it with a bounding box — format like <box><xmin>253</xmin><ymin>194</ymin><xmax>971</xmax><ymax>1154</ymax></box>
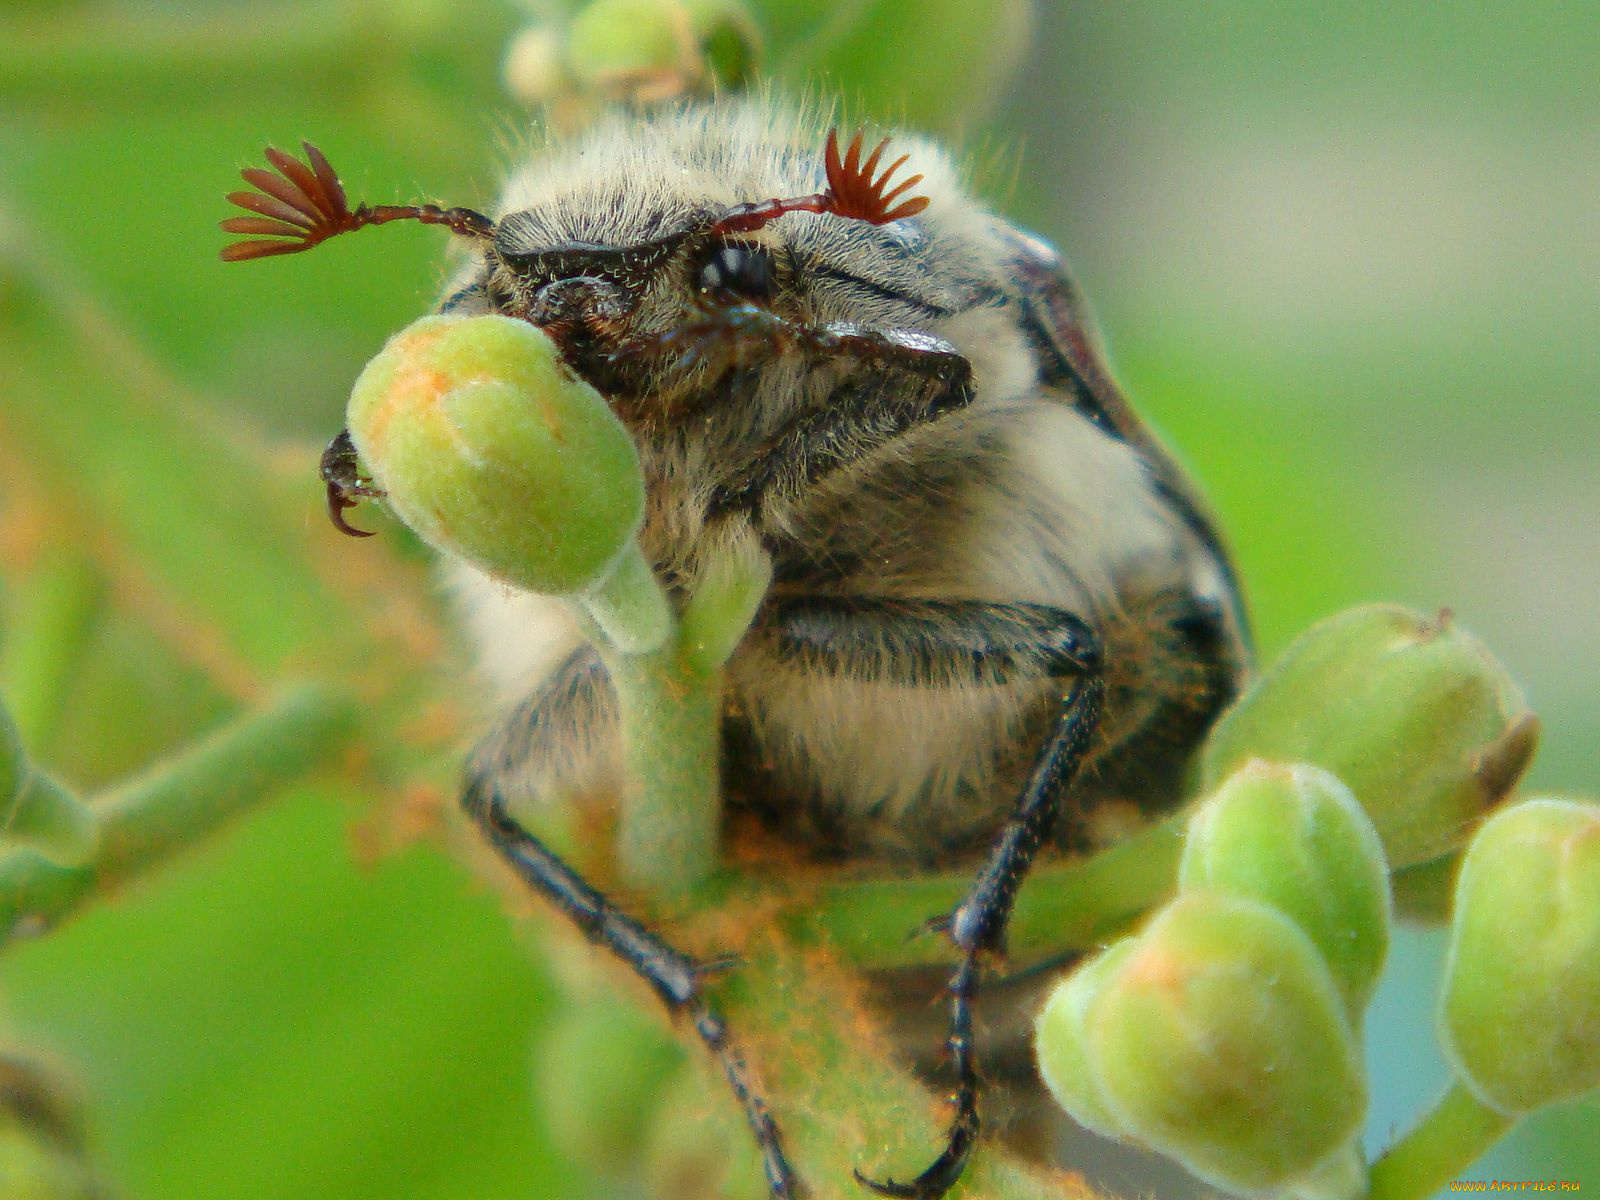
<box><xmin>326</xmin><ymin>481</ymin><xmax>377</xmax><ymax>538</ymax></box>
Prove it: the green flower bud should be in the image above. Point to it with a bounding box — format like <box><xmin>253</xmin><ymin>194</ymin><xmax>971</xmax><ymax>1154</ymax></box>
<box><xmin>1035</xmin><ymin>940</ymin><xmax>1136</xmax><ymax>1138</ymax></box>
<box><xmin>533</xmin><ymin>997</ymin><xmax>686</xmax><ymax>1173</ymax></box>
<box><xmin>348</xmin><ymin>311</ymin><xmax>658</xmax><ymax>606</ymax></box>
<box><xmin>1180</xmin><ymin>760</ymin><xmax>1390</xmax><ymax>1018</ymax></box>
<box><xmin>1086</xmin><ymin>893</ymin><xmax>1367</xmax><ymax>1195</ymax></box>
<box><xmin>2</xmin><ymin>771</ymin><xmax>98</xmax><ymax>868</ymax></box>
<box><xmin>565</xmin><ymin>0</ymin><xmax>759</xmax><ymax>101</ymax></box>
<box><xmin>1201</xmin><ymin>605</ymin><xmax>1538</xmax><ymax>870</ymax></box>
<box><xmin>1441</xmin><ymin>797</ymin><xmax>1600</xmax><ymax>1114</ymax></box>
<box><xmin>682</xmin><ymin>0</ymin><xmax>760</xmax><ymax>87</ymax></box>
<box><xmin>502</xmin><ymin>24</ymin><xmax>572</xmax><ymax>107</ymax></box>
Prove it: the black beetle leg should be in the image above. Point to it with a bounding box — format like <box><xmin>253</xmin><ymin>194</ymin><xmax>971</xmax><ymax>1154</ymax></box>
<box><xmin>461</xmin><ymin>776</ymin><xmax>805</xmax><ymax>1200</ymax></box>
<box><xmin>318</xmin><ymin>428</ymin><xmax>385</xmax><ymax>538</ymax></box>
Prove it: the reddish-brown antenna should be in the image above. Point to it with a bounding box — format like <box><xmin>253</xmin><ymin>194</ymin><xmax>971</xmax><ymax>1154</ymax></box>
<box><xmin>710</xmin><ymin>128</ymin><xmax>930</xmax><ymax>236</ymax></box>
<box><xmin>220</xmin><ymin>142</ymin><xmax>495</xmax><ymax>262</ymax></box>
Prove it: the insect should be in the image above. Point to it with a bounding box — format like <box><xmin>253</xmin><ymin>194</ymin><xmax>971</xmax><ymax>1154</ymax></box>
<box><xmin>222</xmin><ymin>100</ymin><xmax>1250</xmax><ymax>1199</ymax></box>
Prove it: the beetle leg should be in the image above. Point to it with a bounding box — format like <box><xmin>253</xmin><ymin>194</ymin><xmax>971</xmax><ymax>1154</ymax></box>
<box><xmin>461</xmin><ymin>777</ymin><xmax>802</xmax><ymax>1200</ymax></box>
<box><xmin>744</xmin><ymin>596</ymin><xmax>1103</xmax><ymax>1199</ymax></box>
<box><xmin>318</xmin><ymin>428</ymin><xmax>385</xmax><ymax>538</ymax></box>
<box><xmin>856</xmin><ymin>671</ymin><xmax>1105</xmax><ymax>1199</ymax></box>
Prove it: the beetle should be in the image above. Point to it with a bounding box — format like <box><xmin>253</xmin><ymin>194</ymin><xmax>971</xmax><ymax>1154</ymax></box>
<box><xmin>222</xmin><ymin>98</ymin><xmax>1250</xmax><ymax>1199</ymax></box>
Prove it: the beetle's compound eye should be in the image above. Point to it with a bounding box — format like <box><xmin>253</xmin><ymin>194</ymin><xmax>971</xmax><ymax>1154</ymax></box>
<box><xmin>695</xmin><ymin>241</ymin><xmax>776</xmax><ymax>301</ymax></box>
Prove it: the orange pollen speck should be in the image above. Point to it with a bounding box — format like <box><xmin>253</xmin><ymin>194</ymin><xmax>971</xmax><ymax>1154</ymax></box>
<box><xmin>1123</xmin><ymin>945</ymin><xmax>1191</xmax><ymax>996</ymax></box>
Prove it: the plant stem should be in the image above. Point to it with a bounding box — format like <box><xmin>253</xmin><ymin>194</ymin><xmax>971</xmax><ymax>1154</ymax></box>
<box><xmin>0</xmin><ymin>683</ymin><xmax>358</xmax><ymax>943</ymax></box>
<box><xmin>3</xmin><ymin>772</ymin><xmax>99</xmax><ymax>869</ymax></box>
<box><xmin>800</xmin><ymin>814</ymin><xmax>1186</xmax><ymax>969</ymax></box>
<box><xmin>0</xmin><ymin>696</ymin><xmax>22</xmax><ymax>812</ymax></box>
<box><xmin>706</xmin><ymin>929</ymin><xmax>1097</xmax><ymax>1200</ymax></box>
<box><xmin>1366</xmin><ymin>1080</ymin><xmax>1514</xmax><ymax>1200</ymax></box>
<box><xmin>583</xmin><ymin>545</ymin><xmax>672</xmax><ymax>656</ymax></box>
<box><xmin>3</xmin><ymin>677</ymin><xmax>98</xmax><ymax>869</ymax></box>
<box><xmin>580</xmin><ymin>540</ymin><xmax>718</xmax><ymax>896</ymax></box>
<box><xmin>586</xmin><ymin>535</ymin><xmax>769</xmax><ymax>899</ymax></box>
<box><xmin>607</xmin><ymin>645</ymin><xmax>721</xmax><ymax>897</ymax></box>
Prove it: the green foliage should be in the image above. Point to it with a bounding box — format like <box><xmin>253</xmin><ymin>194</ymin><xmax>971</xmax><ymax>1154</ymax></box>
<box><xmin>1</xmin><ymin>2</ymin><xmax>1596</xmax><ymax>1197</ymax></box>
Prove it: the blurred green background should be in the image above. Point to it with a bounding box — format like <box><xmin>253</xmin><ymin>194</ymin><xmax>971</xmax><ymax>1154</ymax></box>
<box><xmin>1</xmin><ymin>2</ymin><xmax>1595</xmax><ymax>1197</ymax></box>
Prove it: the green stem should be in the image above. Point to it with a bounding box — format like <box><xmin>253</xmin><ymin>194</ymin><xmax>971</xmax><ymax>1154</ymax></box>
<box><xmin>1366</xmin><ymin>1081</ymin><xmax>1515</xmax><ymax>1200</ymax></box>
<box><xmin>582</xmin><ymin>544</ymin><xmax>672</xmax><ymax>656</ymax></box>
<box><xmin>585</xmin><ymin>535</ymin><xmax>768</xmax><ymax>898</ymax></box>
<box><xmin>607</xmin><ymin>646</ymin><xmax>721</xmax><ymax>897</ymax></box>
<box><xmin>582</xmin><ymin>542</ymin><xmax>720</xmax><ymax>896</ymax></box>
<box><xmin>2</xmin><ymin>693</ymin><xmax>98</xmax><ymax>867</ymax></box>
<box><xmin>706</xmin><ymin>931</ymin><xmax>1097</xmax><ymax>1200</ymax></box>
<box><xmin>0</xmin><ymin>683</ymin><xmax>359</xmax><ymax>943</ymax></box>
<box><xmin>0</xmin><ymin>696</ymin><xmax>23</xmax><ymax>813</ymax></box>
<box><xmin>3</xmin><ymin>772</ymin><xmax>99</xmax><ymax>869</ymax></box>
<box><xmin>800</xmin><ymin>814</ymin><xmax>1186</xmax><ymax>969</ymax></box>
<box><xmin>0</xmin><ymin>556</ymin><xmax>106</xmax><ymax>754</ymax></box>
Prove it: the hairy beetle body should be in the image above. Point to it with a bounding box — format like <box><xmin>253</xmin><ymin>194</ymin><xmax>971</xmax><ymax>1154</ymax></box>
<box><xmin>445</xmin><ymin>101</ymin><xmax>1248</xmax><ymax>865</ymax></box>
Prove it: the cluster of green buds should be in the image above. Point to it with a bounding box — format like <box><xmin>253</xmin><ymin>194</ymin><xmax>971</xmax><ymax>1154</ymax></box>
<box><xmin>502</xmin><ymin>0</ymin><xmax>760</xmax><ymax>118</ymax></box>
<box><xmin>1037</xmin><ymin>762</ymin><xmax>1382</xmax><ymax>1199</ymax></box>
<box><xmin>1036</xmin><ymin>604</ymin><xmax>1600</xmax><ymax>1200</ymax></box>
<box><xmin>1364</xmin><ymin>795</ymin><xmax>1600</xmax><ymax>1200</ymax></box>
<box><xmin>345</xmin><ymin>313</ymin><xmax>769</xmax><ymax>896</ymax></box>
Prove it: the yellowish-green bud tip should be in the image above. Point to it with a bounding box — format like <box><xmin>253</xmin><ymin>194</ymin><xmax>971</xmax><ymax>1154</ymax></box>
<box><xmin>346</xmin><ymin>313</ymin><xmax>645</xmax><ymax>598</ymax></box>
